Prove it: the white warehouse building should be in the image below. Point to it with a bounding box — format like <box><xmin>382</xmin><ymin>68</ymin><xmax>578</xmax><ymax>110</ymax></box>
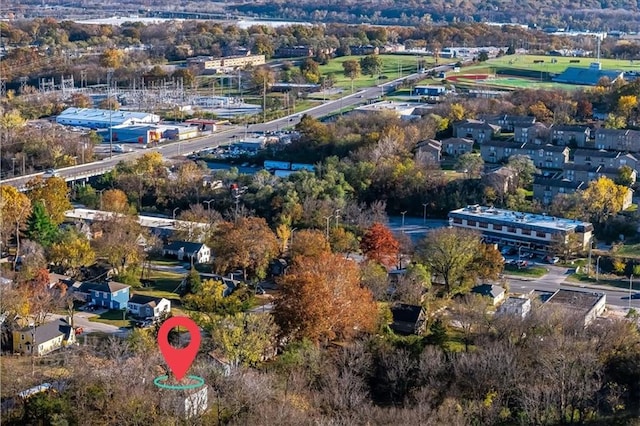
<box><xmin>56</xmin><ymin>108</ymin><xmax>161</xmax><ymax>129</ymax></box>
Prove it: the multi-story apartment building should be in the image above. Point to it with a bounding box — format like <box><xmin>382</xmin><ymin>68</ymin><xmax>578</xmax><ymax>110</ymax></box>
<box><xmin>514</xmin><ymin>122</ymin><xmax>549</xmax><ymax>144</ymax></box>
<box><xmin>481</xmin><ymin>141</ymin><xmax>569</xmax><ymax>169</ymax></box>
<box><xmin>481</xmin><ymin>114</ymin><xmax>536</xmax><ymax>132</ymax></box>
<box><xmin>187</xmin><ymin>54</ymin><xmax>266</xmax><ymax>72</ymax></box>
<box><xmin>453</xmin><ymin>119</ymin><xmax>501</xmax><ymax>143</ymax></box>
<box><xmin>593</xmin><ymin>128</ymin><xmax>640</xmax><ymax>152</ymax></box>
<box><xmin>532</xmin><ymin>177</ymin><xmax>586</xmax><ymax>205</ymax></box>
<box><xmin>550</xmin><ymin>125</ymin><xmax>591</xmax><ymax>146</ymax></box>
<box><xmin>573</xmin><ymin>149</ymin><xmax>639</xmax><ymax>170</ymax></box>
<box><xmin>441</xmin><ymin>137</ymin><xmax>474</xmax><ymax>157</ymax></box>
<box><xmin>448</xmin><ymin>205</ymin><xmax>593</xmax><ymax>252</ymax></box>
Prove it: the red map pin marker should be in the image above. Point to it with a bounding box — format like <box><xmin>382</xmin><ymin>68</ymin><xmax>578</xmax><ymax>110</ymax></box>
<box><xmin>158</xmin><ymin>316</ymin><xmax>201</xmax><ymax>381</ymax></box>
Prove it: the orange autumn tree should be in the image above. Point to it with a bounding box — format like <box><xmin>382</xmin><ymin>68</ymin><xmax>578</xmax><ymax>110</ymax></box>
<box><xmin>275</xmin><ymin>253</ymin><xmax>377</xmax><ymax>343</ymax></box>
<box><xmin>360</xmin><ymin>222</ymin><xmax>400</xmax><ymax>268</ymax></box>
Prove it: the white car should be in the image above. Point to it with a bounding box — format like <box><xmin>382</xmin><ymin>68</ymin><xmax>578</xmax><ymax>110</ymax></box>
<box><xmin>43</xmin><ymin>168</ymin><xmax>59</xmax><ymax>178</ymax></box>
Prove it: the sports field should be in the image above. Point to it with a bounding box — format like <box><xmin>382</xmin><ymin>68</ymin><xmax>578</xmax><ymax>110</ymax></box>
<box><xmin>471</xmin><ymin>54</ymin><xmax>639</xmax><ymax>74</ymax></box>
<box><xmin>448</xmin><ymin>74</ymin><xmax>581</xmax><ymax>91</ymax></box>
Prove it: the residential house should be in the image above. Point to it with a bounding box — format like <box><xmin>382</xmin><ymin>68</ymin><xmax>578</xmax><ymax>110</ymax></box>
<box><xmin>441</xmin><ymin>137</ymin><xmax>474</xmax><ymax>157</ymax></box>
<box><xmin>71</xmin><ymin>281</ymin><xmax>131</xmax><ymax>310</ymax></box>
<box><xmin>550</xmin><ymin>125</ymin><xmax>590</xmax><ymax>146</ymax></box>
<box><xmin>13</xmin><ymin>318</ymin><xmax>75</xmax><ymax>356</ymax></box>
<box><xmin>514</xmin><ymin>122</ymin><xmax>549</xmax><ymax>144</ymax></box>
<box><xmin>163</xmin><ymin>241</ymin><xmax>211</xmax><ymax>264</ymax></box>
<box><xmin>453</xmin><ymin>119</ymin><xmax>501</xmax><ymax>143</ymax></box>
<box><xmin>482</xmin><ymin>114</ymin><xmax>536</xmax><ymax>132</ymax></box>
<box><xmin>127</xmin><ymin>294</ymin><xmax>171</xmax><ymax>319</ymax></box>
<box><xmin>593</xmin><ymin>128</ymin><xmax>640</xmax><ymax>152</ymax></box>
<box><xmin>415</xmin><ymin>139</ymin><xmax>442</xmax><ymax>162</ymax></box>
<box><xmin>471</xmin><ymin>284</ymin><xmax>506</xmax><ymax>305</ymax></box>
<box><xmin>533</xmin><ymin>177</ymin><xmax>586</xmax><ymax>205</ymax></box>
<box><xmin>563</xmin><ymin>163</ymin><xmax>636</xmax><ymax>185</ymax></box>
<box><xmin>497</xmin><ymin>297</ymin><xmax>531</xmax><ymax>318</ymax></box>
<box><xmin>573</xmin><ymin>149</ymin><xmax>640</xmax><ymax>170</ymax></box>
<box><xmin>389</xmin><ymin>304</ymin><xmax>426</xmax><ymax>335</ymax></box>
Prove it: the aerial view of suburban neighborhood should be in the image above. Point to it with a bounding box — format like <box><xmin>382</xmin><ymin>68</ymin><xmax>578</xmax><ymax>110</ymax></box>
<box><xmin>5</xmin><ymin>0</ymin><xmax>640</xmax><ymax>424</ymax></box>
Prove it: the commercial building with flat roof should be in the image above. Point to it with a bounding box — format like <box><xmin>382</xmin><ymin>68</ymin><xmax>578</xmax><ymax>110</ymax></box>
<box><xmin>448</xmin><ymin>205</ymin><xmax>593</xmax><ymax>253</ymax></box>
<box><xmin>544</xmin><ymin>289</ymin><xmax>606</xmax><ymax>326</ymax></box>
<box><xmin>56</xmin><ymin>108</ymin><xmax>160</xmax><ymax>128</ymax></box>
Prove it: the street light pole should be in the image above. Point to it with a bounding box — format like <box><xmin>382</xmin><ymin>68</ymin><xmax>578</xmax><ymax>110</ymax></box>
<box><xmin>401</xmin><ymin>211</ymin><xmax>407</xmax><ymax>233</ymax></box>
<box><xmin>587</xmin><ymin>238</ymin><xmax>593</xmax><ymax>275</ymax></box>
<box><xmin>422</xmin><ymin>203</ymin><xmax>428</xmax><ymax>224</ymax></box>
<box><xmin>596</xmin><ymin>256</ymin><xmax>601</xmax><ymax>282</ymax></box>
<box><xmin>334</xmin><ymin>209</ymin><xmax>341</xmax><ymax>228</ymax></box>
<box><xmin>203</xmin><ymin>199</ymin><xmax>214</xmax><ymax>211</ymax></box>
<box><xmin>630</xmin><ymin>274</ymin><xmax>634</xmax><ymax>312</ymax></box>
<box><xmin>324</xmin><ymin>216</ymin><xmax>332</xmax><ymax>240</ymax></box>
<box><xmin>172</xmin><ymin>207</ymin><xmax>179</xmax><ymax>221</ymax></box>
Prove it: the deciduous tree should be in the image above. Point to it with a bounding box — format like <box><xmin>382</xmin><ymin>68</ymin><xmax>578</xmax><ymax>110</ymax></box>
<box><xmin>209</xmin><ymin>313</ymin><xmax>279</xmax><ymax>367</ymax></box>
<box><xmin>455</xmin><ymin>153</ymin><xmax>484</xmax><ymax>179</ymax></box>
<box><xmin>275</xmin><ymin>253</ymin><xmax>377</xmax><ymax>343</ymax></box>
<box><xmin>290</xmin><ymin>229</ymin><xmax>331</xmax><ymax>259</ymax></box>
<box><xmin>209</xmin><ymin>217</ymin><xmax>279</xmax><ymax>280</ymax></box>
<box><xmin>360</xmin><ymin>54</ymin><xmax>382</xmax><ymax>76</ymax></box>
<box><xmin>101</xmin><ymin>188</ymin><xmax>130</xmax><ymax>213</ymax></box>
<box><xmin>49</xmin><ymin>230</ymin><xmax>95</xmax><ymax>277</ymax></box>
<box><xmin>581</xmin><ymin>177</ymin><xmax>628</xmax><ymax>223</ymax></box>
<box><xmin>506</xmin><ymin>155</ymin><xmax>539</xmax><ymax>188</ymax></box>
<box><xmin>92</xmin><ymin>215</ymin><xmax>145</xmax><ymax>276</ymax></box>
<box><xmin>360</xmin><ymin>222</ymin><xmax>400</xmax><ymax>268</ymax></box>
<box><xmin>416</xmin><ymin>227</ymin><xmax>481</xmax><ymax>294</ymax></box>
<box><xmin>25</xmin><ymin>176</ymin><xmax>71</xmax><ymax>225</ymax></box>
<box><xmin>342</xmin><ymin>60</ymin><xmax>361</xmax><ymax>92</ymax></box>
<box><xmin>0</xmin><ymin>185</ymin><xmax>31</xmax><ymax>257</ymax></box>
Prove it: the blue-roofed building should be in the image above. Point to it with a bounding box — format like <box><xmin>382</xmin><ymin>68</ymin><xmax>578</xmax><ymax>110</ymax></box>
<box><xmin>553</xmin><ymin>65</ymin><xmax>624</xmax><ymax>86</ymax></box>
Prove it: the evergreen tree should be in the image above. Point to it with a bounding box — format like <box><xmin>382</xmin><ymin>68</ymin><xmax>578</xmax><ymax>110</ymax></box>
<box><xmin>26</xmin><ymin>201</ymin><xmax>58</xmax><ymax>246</ymax></box>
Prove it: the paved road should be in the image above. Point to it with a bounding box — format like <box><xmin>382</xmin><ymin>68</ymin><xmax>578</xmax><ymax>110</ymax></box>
<box><xmin>504</xmin><ymin>265</ymin><xmax>640</xmax><ymax>310</ymax></box>
<box><xmin>0</xmin><ymin>65</ymin><xmax>453</xmax><ymax>190</ymax></box>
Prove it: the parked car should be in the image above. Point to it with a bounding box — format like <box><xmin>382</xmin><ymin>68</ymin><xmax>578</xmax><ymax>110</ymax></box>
<box><xmin>545</xmin><ymin>256</ymin><xmax>560</xmax><ymax>264</ymax></box>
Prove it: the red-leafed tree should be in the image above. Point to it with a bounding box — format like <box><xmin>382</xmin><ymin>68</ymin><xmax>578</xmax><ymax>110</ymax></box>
<box><xmin>360</xmin><ymin>222</ymin><xmax>400</xmax><ymax>268</ymax></box>
<box><xmin>274</xmin><ymin>253</ymin><xmax>377</xmax><ymax>343</ymax></box>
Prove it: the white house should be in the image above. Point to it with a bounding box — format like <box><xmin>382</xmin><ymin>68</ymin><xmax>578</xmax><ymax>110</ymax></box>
<box><xmin>163</xmin><ymin>241</ymin><xmax>211</xmax><ymax>264</ymax></box>
<box><xmin>127</xmin><ymin>294</ymin><xmax>171</xmax><ymax>319</ymax></box>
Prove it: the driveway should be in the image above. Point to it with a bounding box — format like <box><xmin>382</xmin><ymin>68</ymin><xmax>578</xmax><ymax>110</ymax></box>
<box><xmin>48</xmin><ymin>313</ymin><xmax>130</xmax><ymax>337</ymax></box>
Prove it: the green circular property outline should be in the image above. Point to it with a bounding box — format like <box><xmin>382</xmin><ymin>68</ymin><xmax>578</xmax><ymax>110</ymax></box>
<box><xmin>153</xmin><ymin>375</ymin><xmax>205</xmax><ymax>390</ymax></box>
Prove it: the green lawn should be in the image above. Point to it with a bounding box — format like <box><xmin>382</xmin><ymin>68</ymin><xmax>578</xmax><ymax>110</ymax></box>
<box><xmin>481</xmin><ymin>54</ymin><xmax>637</xmax><ymax>74</ymax></box>
<box><xmin>503</xmin><ymin>264</ymin><xmax>548</xmax><ymax>278</ymax></box>
<box><xmin>614</xmin><ymin>244</ymin><xmax>640</xmax><ymax>258</ymax></box>
<box><xmin>88</xmin><ymin>310</ymin><xmax>131</xmax><ymax>328</ymax></box>
<box><xmin>320</xmin><ymin>54</ymin><xmax>450</xmax><ymax>92</ymax></box>
<box><xmin>137</xmin><ymin>270</ymin><xmax>185</xmax><ymax>301</ymax></box>
<box><xmin>567</xmin><ymin>272</ymin><xmax>637</xmax><ymax>291</ymax></box>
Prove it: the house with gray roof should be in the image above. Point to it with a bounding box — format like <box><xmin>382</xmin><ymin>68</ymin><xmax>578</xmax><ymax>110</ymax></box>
<box><xmin>482</xmin><ymin>114</ymin><xmax>536</xmax><ymax>132</ymax></box>
<box><xmin>389</xmin><ymin>304</ymin><xmax>426</xmax><ymax>335</ymax></box>
<box><xmin>563</xmin><ymin>163</ymin><xmax>636</xmax><ymax>185</ymax></box>
<box><xmin>481</xmin><ymin>141</ymin><xmax>569</xmax><ymax>169</ymax></box>
<box><xmin>163</xmin><ymin>241</ymin><xmax>211</xmax><ymax>264</ymax></box>
<box><xmin>72</xmin><ymin>281</ymin><xmax>130</xmax><ymax>310</ymax></box>
<box><xmin>497</xmin><ymin>296</ymin><xmax>531</xmax><ymax>318</ymax></box>
<box><xmin>471</xmin><ymin>284</ymin><xmax>506</xmax><ymax>305</ymax></box>
<box><xmin>13</xmin><ymin>318</ymin><xmax>75</xmax><ymax>356</ymax></box>
<box><xmin>127</xmin><ymin>294</ymin><xmax>171</xmax><ymax>319</ymax></box>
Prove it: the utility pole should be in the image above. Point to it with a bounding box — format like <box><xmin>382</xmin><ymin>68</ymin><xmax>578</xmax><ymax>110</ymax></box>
<box><xmin>262</xmin><ymin>75</ymin><xmax>267</xmax><ymax>123</ymax></box>
<box><xmin>422</xmin><ymin>203</ymin><xmax>428</xmax><ymax>224</ymax></box>
<box><xmin>107</xmin><ymin>68</ymin><xmax>114</xmax><ymax>159</ymax></box>
<box><xmin>630</xmin><ymin>274</ymin><xmax>633</xmax><ymax>312</ymax></box>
